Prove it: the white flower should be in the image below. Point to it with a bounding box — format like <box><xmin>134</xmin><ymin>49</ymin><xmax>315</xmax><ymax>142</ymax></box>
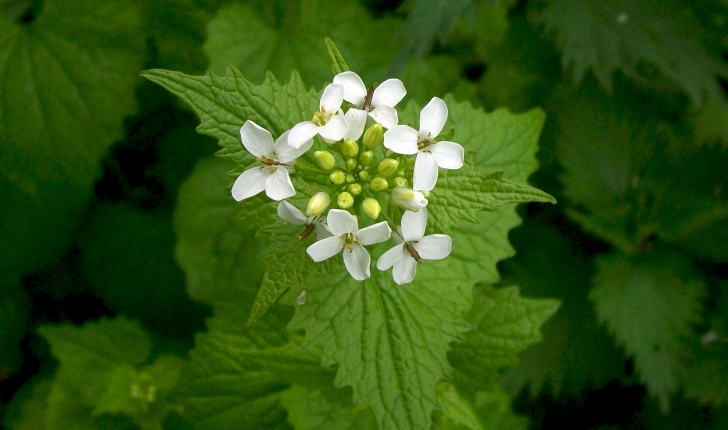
<box><xmin>277</xmin><ymin>201</ymin><xmax>331</xmax><ymax>240</ymax></box>
<box><xmin>334</xmin><ymin>71</ymin><xmax>406</xmax><ymax>139</ymax></box>
<box><xmin>232</xmin><ymin>120</ymin><xmax>312</xmax><ymax>201</ymax></box>
<box><xmin>377</xmin><ymin>209</ymin><xmax>452</xmax><ymax>285</ymax></box>
<box><xmin>306</xmin><ymin>209</ymin><xmax>391</xmax><ymax>280</ymax></box>
<box><xmin>383</xmin><ymin>97</ymin><xmax>464</xmax><ymax>191</ymax></box>
<box><xmin>289</xmin><ymin>83</ymin><xmax>349</xmax><ymax>148</ymax></box>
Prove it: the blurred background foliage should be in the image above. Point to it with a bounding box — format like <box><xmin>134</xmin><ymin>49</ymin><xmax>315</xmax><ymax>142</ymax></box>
<box><xmin>2</xmin><ymin>0</ymin><xmax>728</xmax><ymax>428</ymax></box>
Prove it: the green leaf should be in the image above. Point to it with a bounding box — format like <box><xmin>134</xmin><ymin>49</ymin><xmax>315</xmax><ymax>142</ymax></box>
<box><xmin>499</xmin><ymin>222</ymin><xmax>625</xmax><ymax>395</ymax></box>
<box><xmin>433</xmin><ymin>382</ymin><xmax>484</xmax><ymax>430</ymax></box>
<box><xmin>325</xmin><ymin>37</ymin><xmax>350</xmax><ymax>75</ymax></box>
<box><xmin>449</xmin><ymin>285</ymin><xmax>559</xmax><ymax>385</ymax></box>
<box><xmin>0</xmin><ymin>276</ymin><xmax>29</xmax><ymax>379</ymax></box>
<box><xmin>0</xmin><ymin>0</ymin><xmax>146</xmax><ymax>275</ymax></box>
<box><xmin>282</xmin><ymin>385</ymin><xmax>376</xmax><ymax>430</ymax></box>
<box><xmin>541</xmin><ymin>0</ymin><xmax>728</xmax><ymax>102</ymax></box>
<box><xmin>288</xmin><ymin>264</ymin><xmax>472</xmax><ymax>430</ymax></box>
<box><xmin>590</xmin><ymin>250</ymin><xmax>706</xmax><ymax>410</ymax></box>
<box><xmin>142</xmin><ymin>67</ymin><xmax>319</xmax><ymax>165</ymax></box>
<box><xmin>428</xmin><ymin>160</ymin><xmax>555</xmax><ymax>235</ymax></box>
<box><xmin>203</xmin><ymin>0</ymin><xmax>400</xmax><ymax>86</ymax></box>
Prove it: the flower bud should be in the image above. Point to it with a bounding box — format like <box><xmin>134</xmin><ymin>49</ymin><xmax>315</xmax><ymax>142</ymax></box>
<box><xmin>346</xmin><ymin>174</ymin><xmax>356</xmax><ymax>183</ymax></box>
<box><xmin>329</xmin><ymin>170</ymin><xmax>345</xmax><ymax>184</ymax></box>
<box><xmin>306</xmin><ymin>192</ymin><xmax>330</xmax><ymax>216</ymax></box>
<box><xmin>406</xmin><ymin>157</ymin><xmax>416</xmax><ymax>170</ymax></box>
<box><xmin>313</xmin><ymin>150</ymin><xmax>336</xmax><ymax>170</ymax></box>
<box><xmin>348</xmin><ymin>183</ymin><xmax>362</xmax><ymax>195</ymax></box>
<box><xmin>370</xmin><ymin>177</ymin><xmax>389</xmax><ymax>192</ymax></box>
<box><xmin>363</xmin><ymin>123</ymin><xmax>384</xmax><ymax>149</ymax></box>
<box><xmin>360</xmin><ymin>150</ymin><xmax>374</xmax><ymax>166</ymax></box>
<box><xmin>358</xmin><ymin>171</ymin><xmax>370</xmax><ymax>181</ymax></box>
<box><xmin>345</xmin><ymin>157</ymin><xmax>357</xmax><ymax>171</ymax></box>
<box><xmin>362</xmin><ymin>198</ymin><xmax>382</xmax><ymax>219</ymax></box>
<box><xmin>337</xmin><ymin>192</ymin><xmax>354</xmax><ymax>209</ymax></box>
<box><xmin>378</xmin><ymin>158</ymin><xmax>399</xmax><ymax>177</ymax></box>
<box><xmin>391</xmin><ymin>187</ymin><xmax>428</xmax><ymax>212</ymax></box>
<box><xmin>392</xmin><ymin>176</ymin><xmax>408</xmax><ymax>188</ymax></box>
<box><xmin>342</xmin><ymin>138</ymin><xmax>359</xmax><ymax>157</ymax></box>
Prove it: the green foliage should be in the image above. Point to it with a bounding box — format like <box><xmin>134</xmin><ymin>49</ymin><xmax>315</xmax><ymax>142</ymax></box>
<box><xmin>591</xmin><ymin>250</ymin><xmax>705</xmax><ymax>410</ymax></box>
<box><xmin>282</xmin><ymin>385</ymin><xmax>376</xmax><ymax>430</ymax></box>
<box><xmin>0</xmin><ymin>276</ymin><xmax>29</xmax><ymax>379</ymax></box>
<box><xmin>541</xmin><ymin>0</ymin><xmax>728</xmax><ymax>102</ymax></box>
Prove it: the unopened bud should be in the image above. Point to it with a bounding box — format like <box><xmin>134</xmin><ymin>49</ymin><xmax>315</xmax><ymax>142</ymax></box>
<box><xmin>348</xmin><ymin>183</ymin><xmax>362</xmax><ymax>195</ymax></box>
<box><xmin>329</xmin><ymin>170</ymin><xmax>345</xmax><ymax>184</ymax></box>
<box><xmin>421</xmin><ymin>189</ymin><xmax>430</xmax><ymax>198</ymax></box>
<box><xmin>370</xmin><ymin>177</ymin><xmax>389</xmax><ymax>192</ymax></box>
<box><xmin>360</xmin><ymin>150</ymin><xmax>374</xmax><ymax>166</ymax></box>
<box><xmin>362</xmin><ymin>198</ymin><xmax>382</xmax><ymax>219</ymax></box>
<box><xmin>391</xmin><ymin>187</ymin><xmax>428</xmax><ymax>212</ymax></box>
<box><xmin>359</xmin><ymin>171</ymin><xmax>370</xmax><ymax>181</ymax></box>
<box><xmin>363</xmin><ymin>123</ymin><xmax>384</xmax><ymax>149</ymax></box>
<box><xmin>342</xmin><ymin>138</ymin><xmax>359</xmax><ymax>157</ymax></box>
<box><xmin>378</xmin><ymin>158</ymin><xmax>399</xmax><ymax>177</ymax></box>
<box><xmin>306</xmin><ymin>192</ymin><xmax>330</xmax><ymax>216</ymax></box>
<box><xmin>406</xmin><ymin>157</ymin><xmax>416</xmax><ymax>170</ymax></box>
<box><xmin>337</xmin><ymin>192</ymin><xmax>354</xmax><ymax>209</ymax></box>
<box><xmin>345</xmin><ymin>158</ymin><xmax>357</xmax><ymax>171</ymax></box>
<box><xmin>346</xmin><ymin>174</ymin><xmax>356</xmax><ymax>183</ymax></box>
<box><xmin>393</xmin><ymin>176</ymin><xmax>408</xmax><ymax>188</ymax></box>
<box><xmin>314</xmin><ymin>151</ymin><xmax>336</xmax><ymax>170</ymax></box>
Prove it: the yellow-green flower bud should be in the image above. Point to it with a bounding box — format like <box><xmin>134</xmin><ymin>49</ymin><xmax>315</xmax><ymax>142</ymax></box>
<box><xmin>391</xmin><ymin>187</ymin><xmax>428</xmax><ymax>212</ymax></box>
<box><xmin>421</xmin><ymin>189</ymin><xmax>430</xmax><ymax>198</ymax></box>
<box><xmin>370</xmin><ymin>177</ymin><xmax>389</xmax><ymax>192</ymax></box>
<box><xmin>329</xmin><ymin>170</ymin><xmax>345</xmax><ymax>184</ymax></box>
<box><xmin>363</xmin><ymin>123</ymin><xmax>384</xmax><ymax>149</ymax></box>
<box><xmin>362</xmin><ymin>198</ymin><xmax>382</xmax><ymax>219</ymax></box>
<box><xmin>313</xmin><ymin>150</ymin><xmax>336</xmax><ymax>170</ymax></box>
<box><xmin>345</xmin><ymin>157</ymin><xmax>357</xmax><ymax>171</ymax></box>
<box><xmin>306</xmin><ymin>192</ymin><xmax>330</xmax><ymax>216</ymax></box>
<box><xmin>346</xmin><ymin>174</ymin><xmax>356</xmax><ymax>183</ymax></box>
<box><xmin>359</xmin><ymin>171</ymin><xmax>370</xmax><ymax>181</ymax></box>
<box><xmin>378</xmin><ymin>158</ymin><xmax>399</xmax><ymax>177</ymax></box>
<box><xmin>348</xmin><ymin>183</ymin><xmax>362</xmax><ymax>195</ymax></box>
<box><xmin>337</xmin><ymin>192</ymin><xmax>354</xmax><ymax>209</ymax></box>
<box><xmin>393</xmin><ymin>176</ymin><xmax>408</xmax><ymax>188</ymax></box>
<box><xmin>360</xmin><ymin>150</ymin><xmax>374</xmax><ymax>166</ymax></box>
<box><xmin>342</xmin><ymin>138</ymin><xmax>359</xmax><ymax>157</ymax></box>
<box><xmin>406</xmin><ymin>157</ymin><xmax>416</xmax><ymax>169</ymax></box>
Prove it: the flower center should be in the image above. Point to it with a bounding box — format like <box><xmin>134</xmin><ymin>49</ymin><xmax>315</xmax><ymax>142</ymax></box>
<box><xmin>342</xmin><ymin>232</ymin><xmax>359</xmax><ymax>252</ymax></box>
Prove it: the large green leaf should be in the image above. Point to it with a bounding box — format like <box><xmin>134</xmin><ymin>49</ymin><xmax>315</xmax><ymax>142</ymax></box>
<box><xmin>0</xmin><ymin>0</ymin><xmax>146</xmax><ymax>275</ymax></box>
<box><xmin>282</xmin><ymin>384</ymin><xmax>376</xmax><ymax>430</ymax></box>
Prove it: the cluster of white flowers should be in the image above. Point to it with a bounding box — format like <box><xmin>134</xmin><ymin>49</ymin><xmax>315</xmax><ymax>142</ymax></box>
<box><xmin>231</xmin><ymin>71</ymin><xmax>464</xmax><ymax>284</ymax></box>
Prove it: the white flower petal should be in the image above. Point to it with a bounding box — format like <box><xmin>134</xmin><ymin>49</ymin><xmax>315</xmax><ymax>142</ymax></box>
<box><xmin>277</xmin><ymin>201</ymin><xmax>307</xmax><ymax>225</ymax></box>
<box><xmin>314</xmin><ymin>222</ymin><xmax>333</xmax><ymax>240</ymax></box>
<box><xmin>343</xmin><ymin>108</ymin><xmax>367</xmax><ymax>140</ymax></box>
<box><xmin>392</xmin><ymin>255</ymin><xmax>417</xmax><ymax>285</ymax></box>
<box><xmin>275</xmin><ymin>130</ymin><xmax>312</xmax><ymax>163</ymax></box>
<box><xmin>307</xmin><ymin>236</ymin><xmax>344</xmax><ymax>262</ymax></box>
<box><xmin>401</xmin><ymin>208</ymin><xmax>427</xmax><ymax>242</ymax></box>
<box><xmin>326</xmin><ymin>209</ymin><xmax>358</xmax><ymax>236</ymax></box>
<box><xmin>289</xmin><ymin>121</ymin><xmax>320</xmax><ymax>149</ymax></box>
<box><xmin>414</xmin><ymin>234</ymin><xmax>452</xmax><ymax>260</ymax></box>
<box><xmin>343</xmin><ymin>243</ymin><xmax>371</xmax><ymax>280</ymax></box>
<box><xmin>333</xmin><ymin>71</ymin><xmax>367</xmax><ymax>106</ymax></box>
<box><xmin>368</xmin><ymin>105</ymin><xmax>398</xmax><ymax>129</ymax></box>
<box><xmin>231</xmin><ymin>167</ymin><xmax>269</xmax><ymax>201</ymax></box>
<box><xmin>321</xmin><ymin>83</ymin><xmax>344</xmax><ymax>113</ymax></box>
<box><xmin>430</xmin><ymin>141</ymin><xmax>464</xmax><ymax>170</ymax></box>
<box><xmin>265</xmin><ymin>167</ymin><xmax>295</xmax><ymax>201</ymax></box>
<box><xmin>371</xmin><ymin>78</ymin><xmax>406</xmax><ymax>108</ymax></box>
<box><xmin>383</xmin><ymin>125</ymin><xmax>419</xmax><ymax>155</ymax></box>
<box><xmin>357</xmin><ymin>221</ymin><xmax>391</xmax><ymax>245</ymax></box>
<box><xmin>413</xmin><ymin>151</ymin><xmax>439</xmax><ymax>191</ymax></box>
<box><xmin>319</xmin><ymin>114</ymin><xmax>348</xmax><ymax>142</ymax></box>
<box><xmin>418</xmin><ymin>97</ymin><xmax>448</xmax><ymax>141</ymax></box>
<box><xmin>240</xmin><ymin>120</ymin><xmax>274</xmax><ymax>158</ymax></box>
<box><xmin>377</xmin><ymin>244</ymin><xmax>407</xmax><ymax>271</ymax></box>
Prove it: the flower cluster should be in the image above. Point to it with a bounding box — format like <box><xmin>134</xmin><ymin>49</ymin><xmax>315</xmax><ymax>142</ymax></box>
<box><xmin>231</xmin><ymin>71</ymin><xmax>464</xmax><ymax>284</ymax></box>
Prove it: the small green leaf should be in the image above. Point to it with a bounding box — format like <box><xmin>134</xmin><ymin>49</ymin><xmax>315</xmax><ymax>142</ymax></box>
<box><xmin>434</xmin><ymin>382</ymin><xmax>484</xmax><ymax>430</ymax></box>
<box><xmin>591</xmin><ymin>250</ymin><xmax>706</xmax><ymax>410</ymax></box>
<box><xmin>428</xmin><ymin>161</ymin><xmax>555</xmax><ymax>234</ymax></box>
<box><xmin>325</xmin><ymin>37</ymin><xmax>350</xmax><ymax>75</ymax></box>
<box><xmin>282</xmin><ymin>384</ymin><xmax>376</xmax><ymax>430</ymax></box>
